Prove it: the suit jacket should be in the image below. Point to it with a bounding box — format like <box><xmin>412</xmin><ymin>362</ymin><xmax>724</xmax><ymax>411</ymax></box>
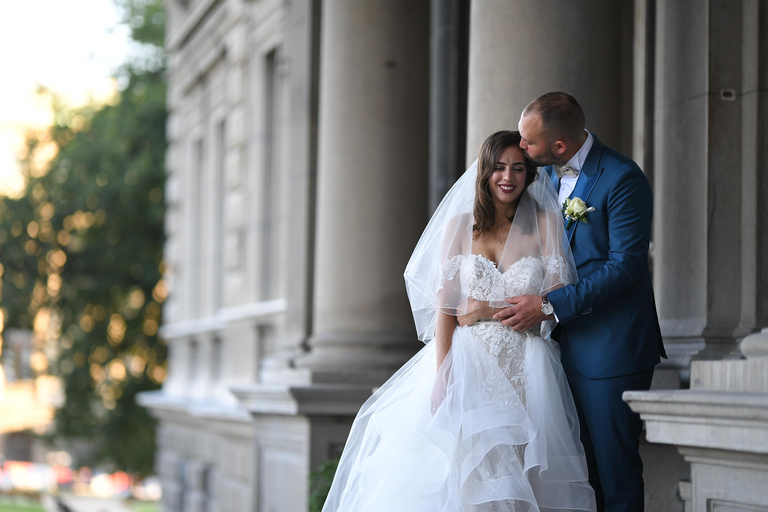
<box><xmin>546</xmin><ymin>134</ymin><xmax>666</xmax><ymax>379</ymax></box>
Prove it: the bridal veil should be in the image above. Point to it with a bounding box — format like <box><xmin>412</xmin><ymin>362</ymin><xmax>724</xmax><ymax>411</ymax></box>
<box><xmin>404</xmin><ymin>161</ymin><xmax>576</xmax><ymax>340</ymax></box>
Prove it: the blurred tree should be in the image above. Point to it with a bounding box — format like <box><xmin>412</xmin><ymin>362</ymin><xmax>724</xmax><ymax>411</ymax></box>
<box><xmin>0</xmin><ymin>0</ymin><xmax>167</xmax><ymax>474</ymax></box>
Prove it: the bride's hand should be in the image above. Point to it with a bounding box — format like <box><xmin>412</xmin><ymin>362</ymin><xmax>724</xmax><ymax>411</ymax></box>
<box><xmin>431</xmin><ymin>374</ymin><xmax>447</xmax><ymax>414</ymax></box>
<box><xmin>456</xmin><ymin>311</ymin><xmax>477</xmax><ymax>327</ymax></box>
<box><xmin>457</xmin><ymin>298</ymin><xmax>493</xmax><ymax>327</ymax></box>
<box><xmin>431</xmin><ymin>355</ymin><xmax>452</xmax><ymax>414</ymax></box>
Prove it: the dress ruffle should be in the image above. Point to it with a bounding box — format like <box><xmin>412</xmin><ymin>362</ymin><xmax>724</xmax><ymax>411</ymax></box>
<box><xmin>323</xmin><ymin>326</ymin><xmax>596</xmax><ymax>512</ymax></box>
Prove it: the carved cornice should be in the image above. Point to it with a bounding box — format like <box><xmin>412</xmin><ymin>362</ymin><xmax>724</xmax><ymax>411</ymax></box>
<box><xmin>168</xmin><ymin>0</ymin><xmax>226</xmax><ymax>52</ymax></box>
<box><xmin>136</xmin><ymin>389</ymin><xmax>253</xmax><ymax>436</ymax></box>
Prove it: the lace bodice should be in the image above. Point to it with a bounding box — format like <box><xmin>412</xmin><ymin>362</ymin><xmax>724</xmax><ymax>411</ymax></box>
<box><xmin>460</xmin><ymin>254</ymin><xmax>547</xmax><ymax>301</ymax></box>
<box><xmin>441</xmin><ymin>254</ymin><xmax>557</xmax><ymax>402</ymax></box>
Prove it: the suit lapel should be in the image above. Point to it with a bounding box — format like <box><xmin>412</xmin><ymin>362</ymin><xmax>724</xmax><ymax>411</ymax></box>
<box><xmin>546</xmin><ymin>165</ymin><xmax>559</xmax><ymax>192</ymax></box>
<box><xmin>567</xmin><ymin>134</ymin><xmax>605</xmax><ymax>244</ymax></box>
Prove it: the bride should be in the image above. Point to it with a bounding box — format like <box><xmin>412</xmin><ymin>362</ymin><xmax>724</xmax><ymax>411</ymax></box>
<box><xmin>322</xmin><ymin>131</ymin><xmax>596</xmax><ymax>512</ymax></box>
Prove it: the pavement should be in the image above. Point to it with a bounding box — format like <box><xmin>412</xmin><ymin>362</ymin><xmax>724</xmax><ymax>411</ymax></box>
<box><xmin>41</xmin><ymin>494</ymin><xmax>134</xmax><ymax>512</ymax></box>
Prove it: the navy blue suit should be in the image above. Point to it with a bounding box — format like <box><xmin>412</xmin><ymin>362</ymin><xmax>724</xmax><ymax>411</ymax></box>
<box><xmin>546</xmin><ymin>134</ymin><xmax>666</xmax><ymax>512</ymax></box>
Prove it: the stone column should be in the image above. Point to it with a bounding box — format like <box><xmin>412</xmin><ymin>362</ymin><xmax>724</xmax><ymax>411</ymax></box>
<box><xmin>653</xmin><ymin>1</ymin><xmax>762</xmax><ymax>371</ymax></box>
<box><xmin>297</xmin><ymin>0</ymin><xmax>430</xmax><ymax>382</ymax></box>
<box><xmin>465</xmin><ymin>0</ymin><xmax>633</xmax><ymax>161</ymax></box>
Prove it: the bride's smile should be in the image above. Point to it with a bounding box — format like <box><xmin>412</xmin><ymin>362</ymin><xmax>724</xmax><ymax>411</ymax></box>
<box><xmin>489</xmin><ymin>145</ymin><xmax>527</xmax><ymax>211</ymax></box>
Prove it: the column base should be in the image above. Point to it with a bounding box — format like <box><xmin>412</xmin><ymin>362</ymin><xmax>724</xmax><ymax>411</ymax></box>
<box><xmin>292</xmin><ymin>331</ymin><xmax>420</xmax><ymax>383</ymax></box>
<box><xmin>659</xmin><ymin>334</ymin><xmax>743</xmax><ymax>385</ymax></box>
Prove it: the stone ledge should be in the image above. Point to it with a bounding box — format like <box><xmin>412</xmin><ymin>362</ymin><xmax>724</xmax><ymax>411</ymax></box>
<box><xmin>231</xmin><ymin>383</ymin><xmax>374</xmax><ymax>416</ymax></box>
<box><xmin>159</xmin><ymin>299</ymin><xmax>287</xmax><ymax>340</ymax></box>
<box><xmin>624</xmin><ymin>390</ymin><xmax>768</xmax><ymax>455</ymax></box>
<box><xmin>678</xmin><ymin>446</ymin><xmax>768</xmax><ymax>472</ymax></box>
<box><xmin>137</xmin><ymin>390</ymin><xmax>252</xmax><ymax>425</ymax></box>
<box><xmin>260</xmin><ymin>367</ymin><xmax>396</xmax><ymax>386</ymax></box>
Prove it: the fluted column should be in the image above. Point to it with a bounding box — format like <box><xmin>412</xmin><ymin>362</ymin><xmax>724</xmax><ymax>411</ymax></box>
<box><xmin>653</xmin><ymin>0</ymin><xmax>763</xmax><ymax>370</ymax></box>
<box><xmin>465</xmin><ymin>0</ymin><xmax>633</xmax><ymax>160</ymax></box>
<box><xmin>298</xmin><ymin>0</ymin><xmax>430</xmax><ymax>381</ymax></box>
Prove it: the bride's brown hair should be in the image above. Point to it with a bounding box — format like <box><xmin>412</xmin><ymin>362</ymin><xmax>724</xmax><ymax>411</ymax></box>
<box><xmin>473</xmin><ymin>130</ymin><xmax>537</xmax><ymax>239</ymax></box>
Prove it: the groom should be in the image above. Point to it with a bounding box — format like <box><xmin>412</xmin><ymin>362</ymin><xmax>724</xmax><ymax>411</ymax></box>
<box><xmin>495</xmin><ymin>92</ymin><xmax>666</xmax><ymax>512</ymax></box>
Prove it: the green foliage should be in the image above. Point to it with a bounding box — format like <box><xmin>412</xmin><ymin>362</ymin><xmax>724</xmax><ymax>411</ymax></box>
<box><xmin>0</xmin><ymin>495</ymin><xmax>46</xmax><ymax>512</ymax></box>
<box><xmin>308</xmin><ymin>457</ymin><xmax>339</xmax><ymax>512</ymax></box>
<box><xmin>0</xmin><ymin>197</ymin><xmax>38</xmax><ymax>329</ymax></box>
<box><xmin>130</xmin><ymin>500</ymin><xmax>160</xmax><ymax>512</ymax></box>
<box><xmin>0</xmin><ymin>0</ymin><xmax>167</xmax><ymax>475</ymax></box>
<box><xmin>114</xmin><ymin>0</ymin><xmax>166</xmax><ymax>77</ymax></box>
<box><xmin>0</xmin><ymin>504</ymin><xmax>46</xmax><ymax>512</ymax></box>
<box><xmin>115</xmin><ymin>0</ymin><xmax>165</xmax><ymax>47</ymax></box>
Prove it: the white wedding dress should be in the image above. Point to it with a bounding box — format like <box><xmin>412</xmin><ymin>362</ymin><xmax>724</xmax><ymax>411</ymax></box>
<box><xmin>323</xmin><ymin>253</ymin><xmax>596</xmax><ymax>512</ymax></box>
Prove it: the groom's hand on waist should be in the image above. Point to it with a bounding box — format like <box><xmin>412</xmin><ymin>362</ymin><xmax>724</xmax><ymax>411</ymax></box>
<box><xmin>494</xmin><ymin>295</ymin><xmax>551</xmax><ymax>332</ymax></box>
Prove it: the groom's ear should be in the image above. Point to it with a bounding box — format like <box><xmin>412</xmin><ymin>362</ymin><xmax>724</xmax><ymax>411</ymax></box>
<box><xmin>552</xmin><ymin>140</ymin><xmax>568</xmax><ymax>157</ymax></box>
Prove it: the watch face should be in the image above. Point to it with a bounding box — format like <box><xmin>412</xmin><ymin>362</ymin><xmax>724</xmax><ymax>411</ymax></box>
<box><xmin>542</xmin><ymin>303</ymin><xmax>554</xmax><ymax>315</ymax></box>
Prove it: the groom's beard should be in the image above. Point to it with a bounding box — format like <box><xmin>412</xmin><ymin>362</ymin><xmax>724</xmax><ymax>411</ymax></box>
<box><xmin>525</xmin><ymin>148</ymin><xmax>560</xmax><ymax>168</ymax></box>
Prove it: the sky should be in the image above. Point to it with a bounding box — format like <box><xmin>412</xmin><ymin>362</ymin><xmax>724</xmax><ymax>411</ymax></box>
<box><xmin>0</xmin><ymin>1</ymin><xmax>134</xmax><ymax>197</ymax></box>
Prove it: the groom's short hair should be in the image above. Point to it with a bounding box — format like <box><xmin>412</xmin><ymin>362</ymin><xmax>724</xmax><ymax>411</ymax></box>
<box><xmin>523</xmin><ymin>92</ymin><xmax>585</xmax><ymax>143</ymax></box>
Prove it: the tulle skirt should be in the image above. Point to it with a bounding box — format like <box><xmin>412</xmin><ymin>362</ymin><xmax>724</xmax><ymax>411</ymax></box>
<box><xmin>322</xmin><ymin>326</ymin><xmax>596</xmax><ymax>512</ymax></box>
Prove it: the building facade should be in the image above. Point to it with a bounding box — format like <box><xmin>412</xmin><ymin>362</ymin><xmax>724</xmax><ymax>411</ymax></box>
<box><xmin>138</xmin><ymin>1</ymin><xmax>768</xmax><ymax>510</ymax></box>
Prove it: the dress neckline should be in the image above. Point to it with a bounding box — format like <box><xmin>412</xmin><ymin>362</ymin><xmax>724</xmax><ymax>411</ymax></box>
<box><xmin>467</xmin><ymin>253</ymin><xmax>539</xmax><ymax>276</ymax></box>
<box><xmin>470</xmin><ymin>253</ymin><xmax>499</xmax><ymax>267</ymax></box>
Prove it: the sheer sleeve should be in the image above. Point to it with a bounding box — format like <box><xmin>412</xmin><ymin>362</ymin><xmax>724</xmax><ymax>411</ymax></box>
<box><xmin>526</xmin><ymin>172</ymin><xmax>578</xmax><ymax>339</ymax></box>
<box><xmin>405</xmin><ymin>162</ymin><xmax>477</xmax><ymax>342</ymax></box>
<box><xmin>537</xmin><ymin>209</ymin><xmax>575</xmax><ymax>294</ymax></box>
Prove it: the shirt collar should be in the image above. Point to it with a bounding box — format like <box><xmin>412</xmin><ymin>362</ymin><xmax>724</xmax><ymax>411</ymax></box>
<box><xmin>563</xmin><ymin>130</ymin><xmax>593</xmax><ymax>172</ymax></box>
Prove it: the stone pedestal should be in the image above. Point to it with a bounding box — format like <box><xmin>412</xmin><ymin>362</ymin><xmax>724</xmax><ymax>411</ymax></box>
<box><xmin>230</xmin><ymin>383</ymin><xmax>373</xmax><ymax>511</ymax></box>
<box><xmin>625</xmin><ymin>328</ymin><xmax>768</xmax><ymax>512</ymax></box>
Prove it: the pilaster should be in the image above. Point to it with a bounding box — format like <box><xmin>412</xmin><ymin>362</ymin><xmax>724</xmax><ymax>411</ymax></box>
<box><xmin>653</xmin><ymin>0</ymin><xmax>763</xmax><ymax>370</ymax></box>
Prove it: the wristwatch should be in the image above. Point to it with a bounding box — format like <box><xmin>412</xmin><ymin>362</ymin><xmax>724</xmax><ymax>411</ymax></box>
<box><xmin>541</xmin><ymin>295</ymin><xmax>554</xmax><ymax>316</ymax></box>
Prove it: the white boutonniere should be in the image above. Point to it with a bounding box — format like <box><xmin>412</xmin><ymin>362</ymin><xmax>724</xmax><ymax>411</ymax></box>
<box><xmin>562</xmin><ymin>197</ymin><xmax>596</xmax><ymax>229</ymax></box>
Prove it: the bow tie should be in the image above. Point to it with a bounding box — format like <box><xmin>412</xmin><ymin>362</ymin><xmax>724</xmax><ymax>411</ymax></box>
<box><xmin>554</xmin><ymin>164</ymin><xmax>579</xmax><ymax>179</ymax></box>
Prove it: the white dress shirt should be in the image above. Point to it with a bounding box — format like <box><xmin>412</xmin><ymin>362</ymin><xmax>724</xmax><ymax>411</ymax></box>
<box><xmin>558</xmin><ymin>131</ymin><xmax>594</xmax><ymax>205</ymax></box>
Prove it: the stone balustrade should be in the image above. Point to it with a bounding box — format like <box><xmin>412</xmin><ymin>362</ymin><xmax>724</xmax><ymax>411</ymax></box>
<box><xmin>625</xmin><ymin>328</ymin><xmax>768</xmax><ymax>512</ymax></box>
